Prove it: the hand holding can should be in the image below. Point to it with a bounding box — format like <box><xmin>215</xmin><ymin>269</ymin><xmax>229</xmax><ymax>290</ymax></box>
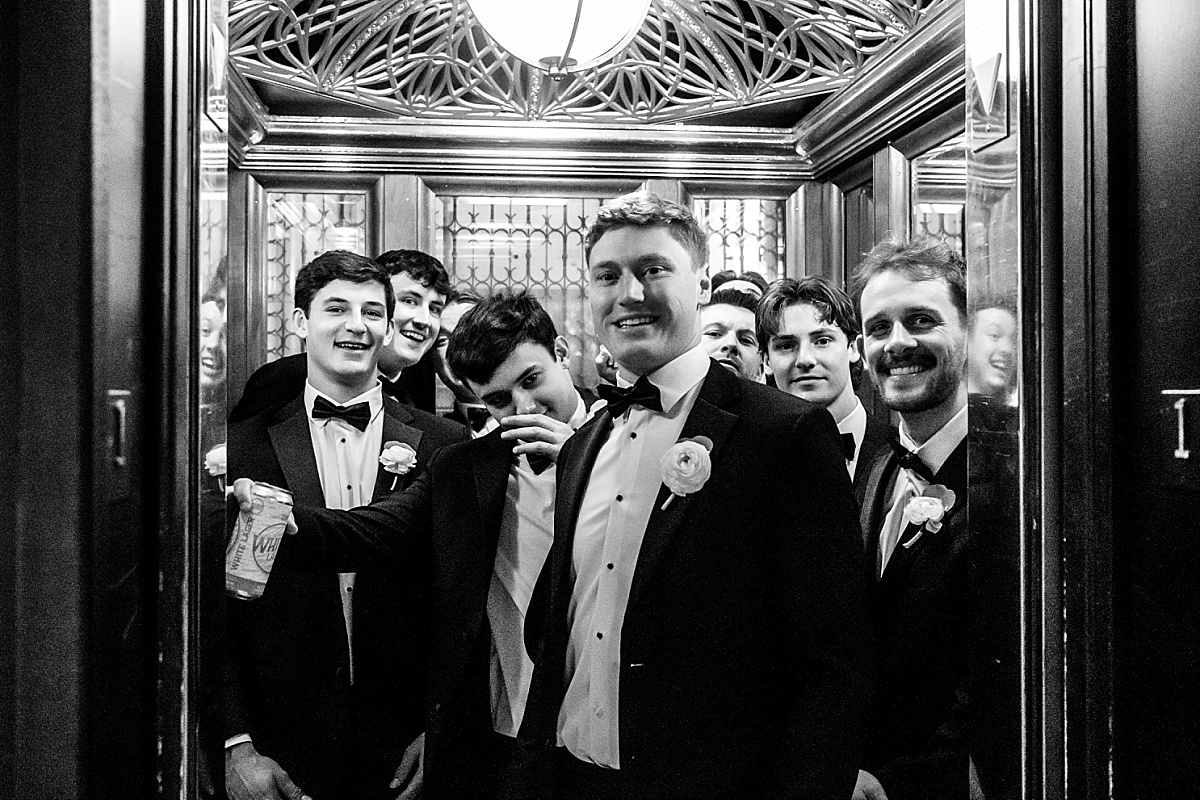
<box><xmin>225</xmin><ymin>481</ymin><xmax>294</xmax><ymax>600</ymax></box>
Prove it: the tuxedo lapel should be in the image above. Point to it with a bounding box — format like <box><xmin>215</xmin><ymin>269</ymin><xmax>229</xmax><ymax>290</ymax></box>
<box><xmin>860</xmin><ymin>450</ymin><xmax>899</xmax><ymax>586</ymax></box>
<box><xmin>628</xmin><ymin>363</ymin><xmax>738</xmax><ymax>611</ymax></box>
<box><xmin>268</xmin><ymin>398</ymin><xmax>325</xmax><ymax>508</ymax></box>
<box><xmin>372</xmin><ymin>400</ymin><xmax>425</xmax><ymax>500</ymax></box>
<box><xmin>473</xmin><ymin>430</ymin><xmax>516</xmax><ymax>558</ymax></box>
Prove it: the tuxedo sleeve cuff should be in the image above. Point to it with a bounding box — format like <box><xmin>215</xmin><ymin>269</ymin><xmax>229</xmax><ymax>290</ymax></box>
<box><xmin>224</xmin><ymin>733</ymin><xmax>252</xmax><ymax>749</ymax></box>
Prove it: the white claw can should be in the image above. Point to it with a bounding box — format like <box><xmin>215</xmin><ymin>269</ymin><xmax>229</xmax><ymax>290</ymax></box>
<box><xmin>225</xmin><ymin>481</ymin><xmax>293</xmax><ymax>600</ymax></box>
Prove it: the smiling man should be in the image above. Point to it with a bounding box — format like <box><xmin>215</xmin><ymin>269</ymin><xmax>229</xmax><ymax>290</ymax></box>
<box><xmin>221</xmin><ymin>250</ymin><xmax>469</xmax><ymax>800</ymax></box>
<box><xmin>237</xmin><ymin>291</ymin><xmax>598</xmax><ymax>799</ymax></box>
<box><xmin>699</xmin><ymin>287</ymin><xmax>763</xmax><ymax>381</ymax></box>
<box><xmin>513</xmin><ymin>190</ymin><xmax>871</xmax><ymax>800</ymax></box>
<box><xmin>850</xmin><ymin>237</ymin><xmax>971</xmax><ymax>800</ymax></box>
<box><xmin>757</xmin><ymin>275</ymin><xmax>891</xmax><ymax>480</ymax></box>
<box><xmin>967</xmin><ymin>296</ymin><xmax>1018</xmax><ymax>403</ymax></box>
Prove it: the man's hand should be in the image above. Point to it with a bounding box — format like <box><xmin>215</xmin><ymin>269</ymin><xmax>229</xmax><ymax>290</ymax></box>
<box><xmin>852</xmin><ymin>769</ymin><xmax>888</xmax><ymax>800</ymax></box>
<box><xmin>500</xmin><ymin>413</ymin><xmax>575</xmax><ymax>463</ymax></box>
<box><xmin>225</xmin><ymin>742</ymin><xmax>311</xmax><ymax>800</ymax></box>
<box><xmin>390</xmin><ymin>732</ymin><xmax>424</xmax><ymax>800</ymax></box>
<box><xmin>230</xmin><ymin>478</ymin><xmax>298</xmax><ymax>535</ymax></box>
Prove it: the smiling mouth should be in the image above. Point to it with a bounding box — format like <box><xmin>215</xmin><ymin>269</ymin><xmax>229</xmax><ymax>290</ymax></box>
<box><xmin>398</xmin><ymin>330</ymin><xmax>427</xmax><ymax>344</ymax></box>
<box><xmin>886</xmin><ymin>363</ymin><xmax>930</xmax><ymax>377</ymax></box>
<box><xmin>335</xmin><ymin>341</ymin><xmax>371</xmax><ymax>352</ymax></box>
<box><xmin>614</xmin><ymin>316</ymin><xmax>656</xmax><ymax>329</ymax></box>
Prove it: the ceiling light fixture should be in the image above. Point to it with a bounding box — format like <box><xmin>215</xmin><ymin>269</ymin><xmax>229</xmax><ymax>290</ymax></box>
<box><xmin>467</xmin><ymin>0</ymin><xmax>651</xmax><ymax>81</ymax></box>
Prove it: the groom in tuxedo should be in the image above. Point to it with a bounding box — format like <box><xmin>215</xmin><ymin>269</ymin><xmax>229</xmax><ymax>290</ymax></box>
<box><xmin>513</xmin><ymin>190</ymin><xmax>872</xmax><ymax>800</ymax></box>
<box><xmin>851</xmin><ymin>237</ymin><xmax>971</xmax><ymax>800</ymax></box>
<box><xmin>221</xmin><ymin>251</ymin><xmax>467</xmax><ymax>800</ymax></box>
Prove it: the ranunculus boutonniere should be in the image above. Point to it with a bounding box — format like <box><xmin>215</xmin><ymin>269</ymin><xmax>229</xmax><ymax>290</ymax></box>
<box><xmin>902</xmin><ymin>484</ymin><xmax>957</xmax><ymax>548</ymax></box>
<box><xmin>659</xmin><ymin>436</ymin><xmax>714</xmax><ymax>511</ymax></box>
<box><xmin>379</xmin><ymin>441</ymin><xmax>418</xmax><ymax>490</ymax></box>
<box><xmin>205</xmin><ymin>442</ymin><xmax>227</xmax><ymax>491</ymax></box>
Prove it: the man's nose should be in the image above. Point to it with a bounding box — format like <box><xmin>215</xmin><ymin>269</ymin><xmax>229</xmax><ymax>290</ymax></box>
<box><xmin>796</xmin><ymin>340</ymin><xmax>818</xmax><ymax>367</ymax></box>
<box><xmin>617</xmin><ymin>273</ymin><xmax>645</xmax><ymax>304</ymax></box>
<box><xmin>884</xmin><ymin>322</ymin><xmax>917</xmax><ymax>354</ymax></box>
<box><xmin>514</xmin><ymin>390</ymin><xmax>539</xmax><ymax>415</ymax></box>
<box><xmin>717</xmin><ymin>333</ymin><xmax>738</xmax><ymax>355</ymax></box>
<box><xmin>408</xmin><ymin>303</ymin><xmax>432</xmax><ymax>330</ymax></box>
<box><xmin>345</xmin><ymin>309</ymin><xmax>367</xmax><ymax>332</ymax></box>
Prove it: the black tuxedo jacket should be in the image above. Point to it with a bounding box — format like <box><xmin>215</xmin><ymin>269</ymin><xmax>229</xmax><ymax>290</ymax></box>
<box><xmin>853</xmin><ymin>411</ymin><xmax>894</xmax><ymax>498</ymax></box>
<box><xmin>221</xmin><ymin>393</ymin><xmax>467</xmax><ymax>800</ymax></box>
<box><xmin>515</xmin><ymin>362</ymin><xmax>872</xmax><ymax>800</ymax></box>
<box><xmin>229</xmin><ymin>353</ymin><xmax>416</xmax><ymax>424</ymax></box>
<box><xmin>857</xmin><ymin>436</ymin><xmax>969</xmax><ymax>800</ymax></box>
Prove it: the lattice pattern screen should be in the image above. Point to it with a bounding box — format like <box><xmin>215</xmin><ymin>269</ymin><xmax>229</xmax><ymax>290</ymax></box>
<box><xmin>433</xmin><ymin>195</ymin><xmax>605</xmax><ymax>387</ymax></box>
<box><xmin>264</xmin><ymin>191</ymin><xmax>369</xmax><ymax>360</ymax></box>
<box><xmin>914</xmin><ymin>205</ymin><xmax>965</xmax><ymax>257</ymax></box>
<box><xmin>693</xmin><ymin>198</ymin><xmax>786</xmax><ymax>282</ymax></box>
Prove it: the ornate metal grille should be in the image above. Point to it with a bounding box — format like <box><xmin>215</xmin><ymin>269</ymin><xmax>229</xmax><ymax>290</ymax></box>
<box><xmin>693</xmin><ymin>198</ymin><xmax>786</xmax><ymax>282</ymax></box>
<box><xmin>914</xmin><ymin>205</ymin><xmax>964</xmax><ymax>257</ymax></box>
<box><xmin>264</xmin><ymin>191</ymin><xmax>369</xmax><ymax>361</ymax></box>
<box><xmin>229</xmin><ymin>0</ymin><xmax>940</xmax><ymax>124</ymax></box>
<box><xmin>433</xmin><ymin>195</ymin><xmax>605</xmax><ymax>387</ymax></box>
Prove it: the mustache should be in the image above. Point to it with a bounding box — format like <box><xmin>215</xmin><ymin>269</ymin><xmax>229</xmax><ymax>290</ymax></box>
<box><xmin>878</xmin><ymin>351</ymin><xmax>937</xmax><ymax>371</ymax></box>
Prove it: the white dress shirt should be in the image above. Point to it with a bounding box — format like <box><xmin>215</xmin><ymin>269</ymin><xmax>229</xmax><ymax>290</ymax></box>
<box><xmin>877</xmin><ymin>403</ymin><xmax>967</xmax><ymax>576</ymax></box>
<box><xmin>837</xmin><ymin>397</ymin><xmax>869</xmax><ymax>480</ymax></box>
<box><xmin>487</xmin><ymin>393</ymin><xmax>589</xmax><ymax>737</ymax></box>
<box><xmin>304</xmin><ymin>381</ymin><xmax>386</xmax><ymax>683</ymax></box>
<box><xmin>557</xmin><ymin>346</ymin><xmax>710</xmax><ymax>768</ymax></box>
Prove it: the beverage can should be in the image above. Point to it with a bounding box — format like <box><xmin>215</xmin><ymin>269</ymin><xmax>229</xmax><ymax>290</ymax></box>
<box><xmin>225</xmin><ymin>481</ymin><xmax>294</xmax><ymax>600</ymax></box>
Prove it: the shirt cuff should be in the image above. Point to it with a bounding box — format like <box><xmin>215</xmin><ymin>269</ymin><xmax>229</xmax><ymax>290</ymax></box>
<box><xmin>224</xmin><ymin>733</ymin><xmax>253</xmax><ymax>749</ymax></box>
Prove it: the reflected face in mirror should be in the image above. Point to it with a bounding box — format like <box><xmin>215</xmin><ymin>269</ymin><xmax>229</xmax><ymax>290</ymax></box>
<box><xmin>766</xmin><ymin>303</ymin><xmax>861</xmax><ymax>422</ymax></box>
<box><xmin>434</xmin><ymin>299</ymin><xmax>480</xmax><ymax>402</ymax></box>
<box><xmin>294</xmin><ymin>278</ymin><xmax>394</xmax><ymax>399</ymax></box>
<box><xmin>199</xmin><ymin>298</ymin><xmax>226</xmax><ymax>398</ymax></box>
<box><xmin>465</xmin><ymin>340</ymin><xmax>578</xmax><ymax>425</ymax></box>
<box><xmin>588</xmin><ymin>225</ymin><xmax>710</xmax><ymax>377</ymax></box>
<box><xmin>700</xmin><ymin>302</ymin><xmax>762</xmax><ymax>381</ymax></box>
<box><xmin>387</xmin><ymin>272</ymin><xmax>445</xmax><ymax>370</ymax></box>
<box><xmin>860</xmin><ymin>272</ymin><xmax>967</xmax><ymax>419</ymax></box>
<box><xmin>968</xmin><ymin>306</ymin><xmax>1017</xmax><ymax>398</ymax></box>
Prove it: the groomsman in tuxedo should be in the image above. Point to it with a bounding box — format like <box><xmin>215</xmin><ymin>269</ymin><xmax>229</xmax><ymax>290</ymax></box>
<box><xmin>698</xmin><ymin>287</ymin><xmax>764</xmax><ymax>382</ymax></box>
<box><xmin>241</xmin><ymin>291</ymin><xmax>599</xmax><ymax>799</ymax></box>
<box><xmin>513</xmin><ymin>190</ymin><xmax>872</xmax><ymax>799</ymax></box>
<box><xmin>221</xmin><ymin>251</ymin><xmax>467</xmax><ymax>800</ymax></box>
<box><xmin>850</xmin><ymin>238</ymin><xmax>970</xmax><ymax>800</ymax></box>
<box><xmin>228</xmin><ymin>249</ymin><xmax>454</xmax><ymax>423</ymax></box>
<box><xmin>756</xmin><ymin>275</ymin><xmax>891</xmax><ymax>482</ymax></box>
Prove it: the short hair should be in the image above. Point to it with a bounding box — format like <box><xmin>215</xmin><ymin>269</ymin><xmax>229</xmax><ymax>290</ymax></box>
<box><xmin>202</xmin><ymin>256</ymin><xmax>228</xmax><ymax>310</ymax></box>
<box><xmin>756</xmin><ymin>276</ymin><xmax>859</xmax><ymax>352</ymax></box>
<box><xmin>968</xmin><ymin>293</ymin><xmax>1017</xmax><ymax>330</ymax></box>
<box><xmin>446</xmin><ymin>286</ymin><xmax>485</xmax><ymax>307</ymax></box>
<box><xmin>376</xmin><ymin>249</ymin><xmax>452</xmax><ymax>300</ymax></box>
<box><xmin>293</xmin><ymin>250</ymin><xmax>395</xmax><ymax>320</ymax></box>
<box><xmin>447</xmin><ymin>290</ymin><xmax>559</xmax><ymax>386</ymax></box>
<box><xmin>849</xmin><ymin>237</ymin><xmax>967</xmax><ymax>324</ymax></box>
<box><xmin>705</xmin><ymin>287</ymin><xmax>759</xmax><ymax>314</ymax></box>
<box><xmin>584</xmin><ymin>190</ymin><xmax>708</xmax><ymax>273</ymax></box>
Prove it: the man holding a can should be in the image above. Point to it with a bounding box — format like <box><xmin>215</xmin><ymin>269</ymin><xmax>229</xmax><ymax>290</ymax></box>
<box><xmin>221</xmin><ymin>250</ymin><xmax>467</xmax><ymax>800</ymax></box>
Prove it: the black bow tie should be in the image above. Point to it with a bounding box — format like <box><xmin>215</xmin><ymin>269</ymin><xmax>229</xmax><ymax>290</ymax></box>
<box><xmin>312</xmin><ymin>395</ymin><xmax>371</xmax><ymax>432</ymax></box>
<box><xmin>889</xmin><ymin>437</ymin><xmax>935</xmax><ymax>483</ymax></box>
<box><xmin>597</xmin><ymin>376</ymin><xmax>663</xmax><ymax>418</ymax></box>
<box><xmin>841</xmin><ymin>432</ymin><xmax>857</xmax><ymax>461</ymax></box>
<box><xmin>525</xmin><ymin>453</ymin><xmax>554</xmax><ymax>476</ymax></box>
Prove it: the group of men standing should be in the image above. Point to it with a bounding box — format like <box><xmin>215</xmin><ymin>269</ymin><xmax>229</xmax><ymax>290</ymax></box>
<box><xmin>215</xmin><ymin>189</ymin><xmax>988</xmax><ymax>800</ymax></box>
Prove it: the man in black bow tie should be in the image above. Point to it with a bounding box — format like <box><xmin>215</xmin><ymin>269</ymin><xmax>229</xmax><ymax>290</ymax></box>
<box><xmin>851</xmin><ymin>237</ymin><xmax>971</xmax><ymax>800</ymax></box>
<box><xmin>221</xmin><ymin>251</ymin><xmax>468</xmax><ymax>800</ymax></box>
<box><xmin>238</xmin><ymin>291</ymin><xmax>598</xmax><ymax>799</ymax></box>
<box><xmin>757</xmin><ymin>274</ymin><xmax>892</xmax><ymax>483</ymax></box>
<box><xmin>511</xmin><ymin>191</ymin><xmax>871</xmax><ymax>800</ymax></box>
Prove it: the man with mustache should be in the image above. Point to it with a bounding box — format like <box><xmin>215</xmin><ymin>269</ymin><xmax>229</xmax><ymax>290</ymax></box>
<box><xmin>699</xmin><ymin>287</ymin><xmax>764</xmax><ymax>381</ymax></box>
<box><xmin>512</xmin><ymin>191</ymin><xmax>871</xmax><ymax>799</ymax></box>
<box><xmin>757</xmin><ymin>275</ymin><xmax>891</xmax><ymax>481</ymax></box>
<box><xmin>850</xmin><ymin>237</ymin><xmax>970</xmax><ymax>800</ymax></box>
<box><xmin>221</xmin><ymin>251</ymin><xmax>468</xmax><ymax>800</ymax></box>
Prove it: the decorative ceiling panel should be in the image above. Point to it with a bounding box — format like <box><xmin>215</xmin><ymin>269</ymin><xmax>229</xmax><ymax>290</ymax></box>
<box><xmin>229</xmin><ymin>0</ymin><xmax>943</xmax><ymax>125</ymax></box>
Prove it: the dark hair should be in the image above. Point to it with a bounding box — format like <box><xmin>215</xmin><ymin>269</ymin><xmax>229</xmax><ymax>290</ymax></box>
<box><xmin>706</xmin><ymin>287</ymin><xmax>759</xmax><ymax>314</ymax></box>
<box><xmin>584</xmin><ymin>190</ymin><xmax>707</xmax><ymax>273</ymax></box>
<box><xmin>201</xmin><ymin>256</ymin><xmax>228</xmax><ymax>310</ymax></box>
<box><xmin>756</xmin><ymin>276</ymin><xmax>859</xmax><ymax>352</ymax></box>
<box><xmin>850</xmin><ymin>237</ymin><xmax>967</xmax><ymax>324</ymax></box>
<box><xmin>293</xmin><ymin>250</ymin><xmax>395</xmax><ymax>319</ymax></box>
<box><xmin>447</xmin><ymin>286</ymin><xmax>486</xmax><ymax>306</ymax></box>
<box><xmin>968</xmin><ymin>293</ymin><xmax>1017</xmax><ymax>330</ymax></box>
<box><xmin>376</xmin><ymin>249</ymin><xmax>452</xmax><ymax>301</ymax></box>
<box><xmin>447</xmin><ymin>290</ymin><xmax>559</xmax><ymax>385</ymax></box>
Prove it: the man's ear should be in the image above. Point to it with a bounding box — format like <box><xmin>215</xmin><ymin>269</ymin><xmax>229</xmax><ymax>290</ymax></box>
<box><xmin>382</xmin><ymin>318</ymin><xmax>395</xmax><ymax>347</ymax></box>
<box><xmin>292</xmin><ymin>307</ymin><xmax>309</xmax><ymax>340</ymax></box>
<box><xmin>849</xmin><ymin>334</ymin><xmax>862</xmax><ymax>364</ymax></box>
<box><xmin>553</xmin><ymin>335</ymin><xmax>571</xmax><ymax>366</ymax></box>
<box><xmin>697</xmin><ymin>272</ymin><xmax>712</xmax><ymax>305</ymax></box>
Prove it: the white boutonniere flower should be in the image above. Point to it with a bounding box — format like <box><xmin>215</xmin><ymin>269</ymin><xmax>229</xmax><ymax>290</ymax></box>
<box><xmin>659</xmin><ymin>436</ymin><xmax>714</xmax><ymax>511</ymax></box>
<box><xmin>379</xmin><ymin>441</ymin><xmax>418</xmax><ymax>489</ymax></box>
<box><xmin>902</xmin><ymin>484</ymin><xmax>957</xmax><ymax>548</ymax></box>
<box><xmin>204</xmin><ymin>442</ymin><xmax>227</xmax><ymax>491</ymax></box>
